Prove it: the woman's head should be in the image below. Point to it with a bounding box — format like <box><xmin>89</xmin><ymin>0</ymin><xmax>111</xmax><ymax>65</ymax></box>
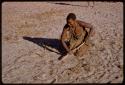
<box><xmin>66</xmin><ymin>13</ymin><xmax>76</xmax><ymax>27</ymax></box>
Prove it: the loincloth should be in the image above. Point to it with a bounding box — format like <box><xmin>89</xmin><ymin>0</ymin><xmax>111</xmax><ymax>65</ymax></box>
<box><xmin>74</xmin><ymin>40</ymin><xmax>91</xmax><ymax>57</ymax></box>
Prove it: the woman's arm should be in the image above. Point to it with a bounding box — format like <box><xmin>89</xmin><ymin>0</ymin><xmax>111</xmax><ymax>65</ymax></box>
<box><xmin>60</xmin><ymin>27</ymin><xmax>70</xmax><ymax>53</ymax></box>
<box><xmin>78</xmin><ymin>20</ymin><xmax>94</xmax><ymax>39</ymax></box>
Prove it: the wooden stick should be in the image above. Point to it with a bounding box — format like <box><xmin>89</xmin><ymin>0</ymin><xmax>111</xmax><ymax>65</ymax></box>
<box><xmin>72</xmin><ymin>41</ymin><xmax>86</xmax><ymax>53</ymax></box>
<box><xmin>59</xmin><ymin>41</ymin><xmax>86</xmax><ymax>60</ymax></box>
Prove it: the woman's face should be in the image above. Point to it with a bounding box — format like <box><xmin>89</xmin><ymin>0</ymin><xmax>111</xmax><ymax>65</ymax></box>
<box><xmin>67</xmin><ymin>19</ymin><xmax>76</xmax><ymax>27</ymax></box>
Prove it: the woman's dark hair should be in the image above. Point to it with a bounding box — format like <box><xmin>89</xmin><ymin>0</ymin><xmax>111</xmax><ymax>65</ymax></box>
<box><xmin>66</xmin><ymin>13</ymin><xmax>76</xmax><ymax>21</ymax></box>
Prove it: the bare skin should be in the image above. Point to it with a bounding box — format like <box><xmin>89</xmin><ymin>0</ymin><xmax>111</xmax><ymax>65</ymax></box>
<box><xmin>61</xmin><ymin>19</ymin><xmax>94</xmax><ymax>55</ymax></box>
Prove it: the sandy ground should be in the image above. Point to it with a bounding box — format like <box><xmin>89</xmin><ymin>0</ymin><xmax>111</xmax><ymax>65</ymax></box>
<box><xmin>2</xmin><ymin>2</ymin><xmax>123</xmax><ymax>83</ymax></box>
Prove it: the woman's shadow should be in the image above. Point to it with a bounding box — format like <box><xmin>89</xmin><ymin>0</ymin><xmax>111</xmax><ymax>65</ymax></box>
<box><xmin>23</xmin><ymin>36</ymin><xmax>67</xmax><ymax>60</ymax></box>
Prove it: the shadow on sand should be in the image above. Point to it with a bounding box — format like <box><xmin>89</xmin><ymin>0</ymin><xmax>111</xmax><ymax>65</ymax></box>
<box><xmin>23</xmin><ymin>36</ymin><xmax>67</xmax><ymax>58</ymax></box>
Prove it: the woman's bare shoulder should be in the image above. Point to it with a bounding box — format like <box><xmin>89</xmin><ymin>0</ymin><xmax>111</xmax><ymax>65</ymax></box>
<box><xmin>77</xmin><ymin>20</ymin><xmax>93</xmax><ymax>28</ymax></box>
<box><xmin>64</xmin><ymin>24</ymin><xmax>69</xmax><ymax>29</ymax></box>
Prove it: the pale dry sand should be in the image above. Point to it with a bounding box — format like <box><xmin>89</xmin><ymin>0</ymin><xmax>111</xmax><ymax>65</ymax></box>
<box><xmin>2</xmin><ymin>2</ymin><xmax>123</xmax><ymax>83</ymax></box>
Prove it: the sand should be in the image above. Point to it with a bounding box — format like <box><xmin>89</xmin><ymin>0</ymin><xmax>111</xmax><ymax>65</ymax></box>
<box><xmin>2</xmin><ymin>2</ymin><xmax>123</xmax><ymax>83</ymax></box>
